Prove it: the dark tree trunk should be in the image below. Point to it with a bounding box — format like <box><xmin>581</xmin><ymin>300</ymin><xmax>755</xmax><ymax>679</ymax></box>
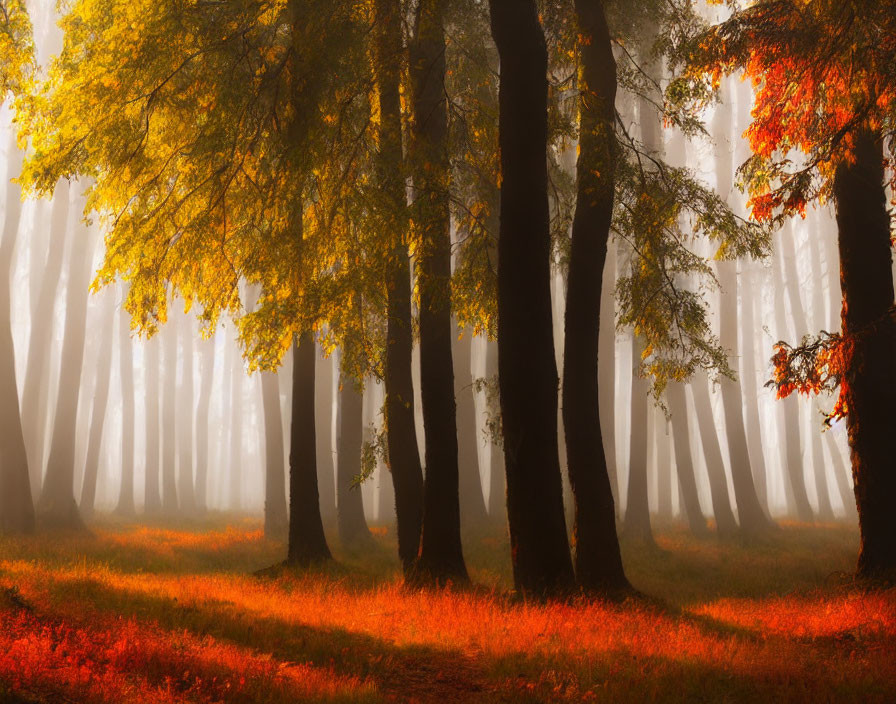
<box><xmin>287</xmin><ymin>333</ymin><xmax>332</xmax><ymax>565</ymax></box>
<box><xmin>410</xmin><ymin>0</ymin><xmax>468</xmax><ymax>585</ymax></box>
<box><xmin>453</xmin><ymin>328</ymin><xmax>488</xmax><ymax>529</ymax></box>
<box><xmin>667</xmin><ymin>382</ymin><xmax>709</xmax><ymax>536</ymax></box>
<box><xmin>161</xmin><ymin>316</ymin><xmax>179</xmax><ymax>513</ymax></box>
<box><xmin>314</xmin><ymin>345</ymin><xmax>336</xmax><ymax>523</ymax></box>
<box><xmin>38</xmin><ymin>208</ymin><xmax>95</xmax><ymax>530</ymax></box>
<box><xmin>79</xmin><ymin>291</ymin><xmax>114</xmax><ymax>517</ymax></box>
<box><xmin>261</xmin><ymin>368</ymin><xmax>288</xmax><ymax>539</ymax></box>
<box><xmin>144</xmin><ymin>333</ymin><xmax>162</xmax><ymax>514</ymax></box>
<box><xmin>194</xmin><ymin>336</ymin><xmax>215</xmax><ymax>513</ymax></box>
<box><xmin>0</xmin><ymin>140</ymin><xmax>35</xmax><ymax>534</ymax></box>
<box><xmin>115</xmin><ymin>301</ymin><xmax>136</xmax><ymax>516</ymax></box>
<box><xmin>375</xmin><ymin>0</ymin><xmax>425</xmax><ymax>574</ymax></box>
<box><xmin>336</xmin><ymin>371</ymin><xmax>371</xmax><ymax>546</ymax></box>
<box><xmin>22</xmin><ymin>183</ymin><xmax>69</xmax><ymax>498</ymax></box>
<box><xmin>598</xmin><ymin>246</ymin><xmax>618</xmax><ymax>507</ymax></box>
<box><xmin>490</xmin><ymin>0</ymin><xmax>575</xmax><ymax>596</ymax></box>
<box><xmin>690</xmin><ymin>373</ymin><xmax>739</xmax><ymax>535</ymax></box>
<box><xmin>833</xmin><ymin>129</ymin><xmax>896</xmax><ymax>577</ymax></box>
<box><xmin>562</xmin><ymin>0</ymin><xmax>628</xmax><ymax>593</ymax></box>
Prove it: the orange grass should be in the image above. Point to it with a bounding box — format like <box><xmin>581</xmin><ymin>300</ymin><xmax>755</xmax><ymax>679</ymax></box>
<box><xmin>0</xmin><ymin>520</ymin><xmax>893</xmax><ymax>703</ymax></box>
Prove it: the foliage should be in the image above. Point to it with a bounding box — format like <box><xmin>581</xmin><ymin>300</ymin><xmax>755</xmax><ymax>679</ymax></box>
<box><xmin>0</xmin><ymin>0</ymin><xmax>32</xmax><ymax>102</ymax></box>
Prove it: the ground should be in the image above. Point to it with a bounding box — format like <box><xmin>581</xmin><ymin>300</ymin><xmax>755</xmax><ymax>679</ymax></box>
<box><xmin>0</xmin><ymin>517</ymin><xmax>893</xmax><ymax>703</ymax></box>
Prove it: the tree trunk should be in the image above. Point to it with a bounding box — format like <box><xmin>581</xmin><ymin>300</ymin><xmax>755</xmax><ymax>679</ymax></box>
<box><xmin>453</xmin><ymin>328</ymin><xmax>488</xmax><ymax>529</ymax></box>
<box><xmin>667</xmin><ymin>382</ymin><xmax>709</xmax><ymax>536</ymax></box>
<box><xmin>228</xmin><ymin>338</ymin><xmax>243</xmax><ymax>511</ymax></box>
<box><xmin>375</xmin><ymin>0</ymin><xmax>425</xmax><ymax>574</ymax></box>
<box><xmin>22</xmin><ymin>182</ymin><xmax>69</xmax><ymax>497</ymax></box>
<box><xmin>261</xmin><ymin>367</ymin><xmax>288</xmax><ymax>539</ymax></box>
<box><xmin>79</xmin><ymin>290</ymin><xmax>114</xmax><ymax>517</ymax></box>
<box><xmin>410</xmin><ymin>0</ymin><xmax>468</xmax><ymax>584</ymax></box>
<box><xmin>690</xmin><ymin>373</ymin><xmax>739</xmax><ymax>534</ymax></box>
<box><xmin>0</xmin><ymin>138</ymin><xmax>34</xmax><ymax>534</ymax></box>
<box><xmin>161</xmin><ymin>314</ymin><xmax>179</xmax><ymax>513</ymax></box>
<box><xmin>598</xmin><ymin>244</ymin><xmax>618</xmax><ymax>506</ymax></box>
<box><xmin>490</xmin><ymin>0</ymin><xmax>575</xmax><ymax>596</ymax></box>
<box><xmin>773</xmin><ymin>245</ymin><xmax>814</xmax><ymax>520</ymax></box>
<box><xmin>194</xmin><ymin>336</ymin><xmax>215</xmax><ymax>513</ymax></box>
<box><xmin>336</xmin><ymin>370</ymin><xmax>371</xmax><ymax>546</ymax></box>
<box><xmin>37</xmin><ymin>205</ymin><xmax>95</xmax><ymax>530</ymax></box>
<box><xmin>287</xmin><ymin>333</ymin><xmax>332</xmax><ymax>564</ymax></box>
<box><xmin>176</xmin><ymin>313</ymin><xmax>196</xmax><ymax>515</ymax></box>
<box><xmin>484</xmin><ymin>338</ymin><xmax>506</xmax><ymax>523</ymax></box>
<box><xmin>314</xmin><ymin>345</ymin><xmax>336</xmax><ymax>523</ymax></box>
<box><xmin>115</xmin><ymin>299</ymin><xmax>136</xmax><ymax>516</ymax></box>
<box><xmin>825</xmin><ymin>430</ymin><xmax>857</xmax><ymax>521</ymax></box>
<box><xmin>833</xmin><ymin>129</ymin><xmax>896</xmax><ymax>577</ymax></box>
<box><xmin>624</xmin><ymin>335</ymin><xmax>654</xmax><ymax>543</ymax></box>
<box><xmin>144</xmin><ymin>333</ymin><xmax>162</xmax><ymax>514</ymax></box>
<box><xmin>655</xmin><ymin>409</ymin><xmax>673</xmax><ymax>520</ymax></box>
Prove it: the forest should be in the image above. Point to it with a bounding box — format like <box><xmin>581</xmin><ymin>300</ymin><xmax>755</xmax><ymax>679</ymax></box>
<box><xmin>0</xmin><ymin>0</ymin><xmax>894</xmax><ymax>701</ymax></box>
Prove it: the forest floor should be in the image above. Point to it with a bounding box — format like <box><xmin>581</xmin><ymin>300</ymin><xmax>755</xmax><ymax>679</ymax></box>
<box><xmin>0</xmin><ymin>517</ymin><xmax>893</xmax><ymax>703</ymax></box>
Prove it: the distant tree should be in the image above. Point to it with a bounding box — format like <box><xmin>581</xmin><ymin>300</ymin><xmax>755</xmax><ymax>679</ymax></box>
<box><xmin>143</xmin><ymin>332</ymin><xmax>162</xmax><ymax>514</ymax></box>
<box><xmin>115</xmin><ymin>291</ymin><xmax>136</xmax><ymax>516</ymax></box>
<box><xmin>194</xmin><ymin>335</ymin><xmax>216</xmax><ymax>513</ymax></box>
<box><xmin>336</xmin><ymin>367</ymin><xmax>371</xmax><ymax>547</ymax></box>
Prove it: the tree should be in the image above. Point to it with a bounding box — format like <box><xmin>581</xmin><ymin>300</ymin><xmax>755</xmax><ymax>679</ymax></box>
<box><xmin>336</xmin><ymin>368</ymin><xmax>371</xmax><ymax>547</ymax></box>
<box><xmin>411</xmin><ymin>0</ymin><xmax>468</xmax><ymax>585</ymax></box>
<box><xmin>115</xmin><ymin>291</ymin><xmax>136</xmax><ymax>516</ymax></box>
<box><xmin>489</xmin><ymin>0</ymin><xmax>575</xmax><ymax>597</ymax></box>
<box><xmin>143</xmin><ymin>332</ymin><xmax>162</xmax><ymax>513</ymax></box>
<box><xmin>194</xmin><ymin>334</ymin><xmax>216</xmax><ymax>513</ymax></box>
<box><xmin>261</xmin><ymin>366</ymin><xmax>288</xmax><ymax>538</ymax></box>
<box><xmin>677</xmin><ymin>0</ymin><xmax>896</xmax><ymax>576</ymax></box>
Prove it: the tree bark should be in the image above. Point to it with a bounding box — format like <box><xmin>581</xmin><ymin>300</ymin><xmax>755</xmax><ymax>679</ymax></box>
<box><xmin>287</xmin><ymin>333</ymin><xmax>332</xmax><ymax>564</ymax></box>
<box><xmin>833</xmin><ymin>129</ymin><xmax>896</xmax><ymax>577</ymax></box>
<box><xmin>453</xmin><ymin>328</ymin><xmax>488</xmax><ymax>529</ymax></box>
<box><xmin>598</xmin><ymin>245</ymin><xmax>618</xmax><ymax>507</ymax></box>
<box><xmin>0</xmin><ymin>138</ymin><xmax>34</xmax><ymax>534</ymax></box>
<box><xmin>38</xmin><ymin>205</ymin><xmax>95</xmax><ymax>530</ymax></box>
<box><xmin>484</xmin><ymin>338</ymin><xmax>506</xmax><ymax>523</ymax></box>
<box><xmin>490</xmin><ymin>0</ymin><xmax>575</xmax><ymax>596</ymax></box>
<box><xmin>261</xmin><ymin>367</ymin><xmax>288</xmax><ymax>539</ymax></box>
<box><xmin>624</xmin><ymin>335</ymin><xmax>654</xmax><ymax>544</ymax></box>
<box><xmin>115</xmin><ymin>299</ymin><xmax>136</xmax><ymax>516</ymax></box>
<box><xmin>79</xmin><ymin>290</ymin><xmax>114</xmax><ymax>517</ymax></box>
<box><xmin>375</xmin><ymin>0</ymin><xmax>425</xmax><ymax>575</ymax></box>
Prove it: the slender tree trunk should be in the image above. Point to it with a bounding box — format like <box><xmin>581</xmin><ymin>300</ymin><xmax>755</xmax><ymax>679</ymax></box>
<box><xmin>624</xmin><ymin>336</ymin><xmax>654</xmax><ymax>543</ymax></box>
<box><xmin>833</xmin><ymin>129</ymin><xmax>896</xmax><ymax>577</ymax></box>
<box><xmin>22</xmin><ymin>183</ymin><xmax>69</xmax><ymax>497</ymax></box>
<box><xmin>739</xmin><ymin>268</ymin><xmax>771</xmax><ymax>515</ymax></box>
<box><xmin>194</xmin><ymin>336</ymin><xmax>215</xmax><ymax>513</ymax></box>
<box><xmin>667</xmin><ymin>382</ymin><xmax>709</xmax><ymax>536</ymax></box>
<box><xmin>314</xmin><ymin>345</ymin><xmax>336</xmax><ymax>523</ymax></box>
<box><xmin>453</xmin><ymin>328</ymin><xmax>488</xmax><ymax>528</ymax></box>
<box><xmin>176</xmin><ymin>313</ymin><xmax>196</xmax><ymax>515</ymax></box>
<box><xmin>375</xmin><ymin>0</ymin><xmax>425</xmax><ymax>574</ymax></box>
<box><xmin>161</xmin><ymin>314</ymin><xmax>179</xmax><ymax>513</ymax></box>
<box><xmin>144</xmin><ymin>333</ymin><xmax>162</xmax><ymax>513</ymax></box>
<box><xmin>287</xmin><ymin>333</ymin><xmax>332</xmax><ymax>564</ymax></box>
<box><xmin>261</xmin><ymin>367</ymin><xmax>288</xmax><ymax>539</ymax></box>
<box><xmin>490</xmin><ymin>0</ymin><xmax>575</xmax><ymax>596</ymax></box>
<box><xmin>655</xmin><ymin>410</ymin><xmax>673</xmax><ymax>520</ymax></box>
<box><xmin>485</xmin><ymin>338</ymin><xmax>506</xmax><ymax>523</ymax></box>
<box><xmin>38</xmin><ymin>209</ymin><xmax>96</xmax><ymax>530</ymax></box>
<box><xmin>79</xmin><ymin>290</ymin><xmax>114</xmax><ymax>517</ymax></box>
<box><xmin>825</xmin><ymin>430</ymin><xmax>858</xmax><ymax>521</ymax></box>
<box><xmin>336</xmin><ymin>370</ymin><xmax>371</xmax><ymax>546</ymax></box>
<box><xmin>410</xmin><ymin>0</ymin><xmax>468</xmax><ymax>584</ymax></box>
<box><xmin>114</xmin><ymin>300</ymin><xmax>136</xmax><ymax>515</ymax></box>
<box><xmin>0</xmin><ymin>138</ymin><xmax>34</xmax><ymax>534</ymax></box>
<box><xmin>228</xmin><ymin>338</ymin><xmax>243</xmax><ymax>511</ymax></box>
<box><xmin>690</xmin><ymin>373</ymin><xmax>739</xmax><ymax>534</ymax></box>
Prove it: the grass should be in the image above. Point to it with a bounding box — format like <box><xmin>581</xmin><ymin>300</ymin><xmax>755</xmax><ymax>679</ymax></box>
<box><xmin>0</xmin><ymin>516</ymin><xmax>892</xmax><ymax>703</ymax></box>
